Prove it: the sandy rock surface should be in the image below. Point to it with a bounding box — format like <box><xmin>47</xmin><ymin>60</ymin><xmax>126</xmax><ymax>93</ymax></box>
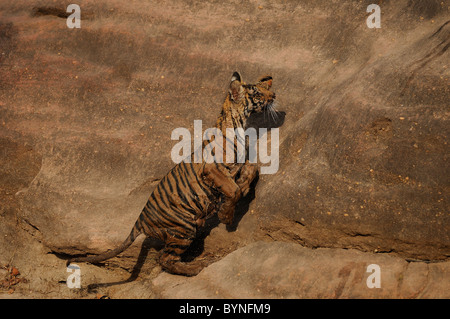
<box><xmin>0</xmin><ymin>0</ymin><xmax>448</xmax><ymax>298</ymax></box>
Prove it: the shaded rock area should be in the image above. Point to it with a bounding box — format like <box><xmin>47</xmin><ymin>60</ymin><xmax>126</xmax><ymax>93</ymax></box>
<box><xmin>0</xmin><ymin>0</ymin><xmax>448</xmax><ymax>298</ymax></box>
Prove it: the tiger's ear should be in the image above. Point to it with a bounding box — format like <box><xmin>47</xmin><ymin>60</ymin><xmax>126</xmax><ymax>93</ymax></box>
<box><xmin>231</xmin><ymin>71</ymin><xmax>242</xmax><ymax>83</ymax></box>
<box><xmin>257</xmin><ymin>75</ymin><xmax>273</xmax><ymax>90</ymax></box>
<box><xmin>229</xmin><ymin>71</ymin><xmax>243</xmax><ymax>102</ymax></box>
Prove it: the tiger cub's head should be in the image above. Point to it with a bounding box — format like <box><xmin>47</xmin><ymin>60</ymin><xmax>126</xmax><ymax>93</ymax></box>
<box><xmin>228</xmin><ymin>71</ymin><xmax>276</xmax><ymax>117</ymax></box>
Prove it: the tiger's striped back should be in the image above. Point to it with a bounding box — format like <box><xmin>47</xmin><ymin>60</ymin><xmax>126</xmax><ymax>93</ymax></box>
<box><xmin>137</xmin><ymin>161</ymin><xmax>214</xmax><ymax>241</ymax></box>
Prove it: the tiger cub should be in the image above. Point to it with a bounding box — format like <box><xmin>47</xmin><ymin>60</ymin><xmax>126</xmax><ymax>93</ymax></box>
<box><xmin>67</xmin><ymin>72</ymin><xmax>276</xmax><ymax>276</ymax></box>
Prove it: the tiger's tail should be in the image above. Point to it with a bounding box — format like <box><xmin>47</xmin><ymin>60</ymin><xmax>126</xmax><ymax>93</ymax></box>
<box><xmin>66</xmin><ymin>221</ymin><xmax>142</xmax><ymax>266</ymax></box>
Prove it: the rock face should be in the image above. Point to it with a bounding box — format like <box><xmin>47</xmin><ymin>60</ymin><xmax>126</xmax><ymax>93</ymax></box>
<box><xmin>153</xmin><ymin>241</ymin><xmax>450</xmax><ymax>299</ymax></box>
<box><xmin>0</xmin><ymin>0</ymin><xmax>448</xmax><ymax>298</ymax></box>
<box><xmin>255</xmin><ymin>10</ymin><xmax>450</xmax><ymax>260</ymax></box>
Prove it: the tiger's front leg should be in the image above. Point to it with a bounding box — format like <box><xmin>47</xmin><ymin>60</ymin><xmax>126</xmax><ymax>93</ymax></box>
<box><xmin>236</xmin><ymin>161</ymin><xmax>258</xmax><ymax>197</ymax></box>
<box><xmin>203</xmin><ymin>163</ymin><xmax>241</xmax><ymax>225</ymax></box>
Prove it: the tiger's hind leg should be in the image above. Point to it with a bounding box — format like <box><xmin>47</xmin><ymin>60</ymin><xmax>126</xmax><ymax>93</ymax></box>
<box><xmin>158</xmin><ymin>236</ymin><xmax>206</xmax><ymax>276</ymax></box>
